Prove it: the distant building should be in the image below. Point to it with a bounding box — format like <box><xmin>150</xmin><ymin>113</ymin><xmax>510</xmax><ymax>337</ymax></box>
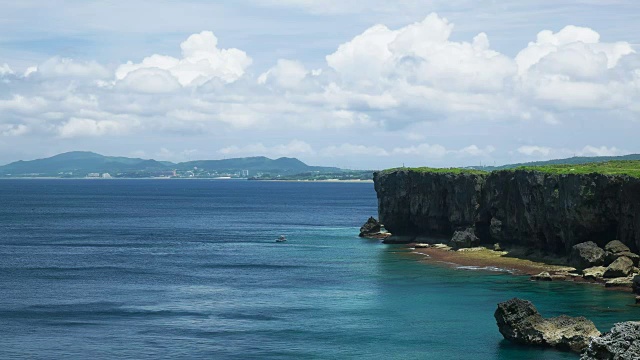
<box><xmin>242</xmin><ymin>170</ymin><xmax>249</xmax><ymax>177</ymax></box>
<box><xmin>101</xmin><ymin>173</ymin><xmax>112</xmax><ymax>179</ymax></box>
<box><xmin>87</xmin><ymin>173</ymin><xmax>100</xmax><ymax>178</ymax></box>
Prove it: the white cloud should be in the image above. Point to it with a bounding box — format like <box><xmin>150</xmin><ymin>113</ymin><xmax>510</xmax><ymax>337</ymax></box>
<box><xmin>117</xmin><ymin>68</ymin><xmax>182</xmax><ymax>93</ymax></box>
<box><xmin>34</xmin><ymin>57</ymin><xmax>110</xmax><ymax>79</ymax></box>
<box><xmin>1</xmin><ymin>124</ymin><xmax>28</xmax><ymax>136</ymax></box>
<box><xmin>517</xmin><ymin>145</ymin><xmax>553</xmax><ymax>156</ymax></box>
<box><xmin>0</xmin><ymin>63</ymin><xmax>14</xmax><ymax>76</ymax></box>
<box><xmin>258</xmin><ymin>59</ymin><xmax>308</xmax><ymax>89</ymax></box>
<box><xmin>217</xmin><ymin>140</ymin><xmax>314</xmax><ymax>157</ymax></box>
<box><xmin>115</xmin><ymin>31</ymin><xmax>252</xmax><ymax>87</ymax></box>
<box><xmin>320</xmin><ymin>143</ymin><xmax>389</xmax><ymax>157</ymax></box>
<box><xmin>57</xmin><ymin>118</ymin><xmax>128</xmax><ymax>138</ymax></box>
<box><xmin>579</xmin><ymin>145</ymin><xmax>621</xmax><ymax>157</ymax></box>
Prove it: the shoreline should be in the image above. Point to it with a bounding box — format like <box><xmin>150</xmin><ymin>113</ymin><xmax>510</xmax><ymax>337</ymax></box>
<box><xmin>400</xmin><ymin>243</ymin><xmax>637</xmax><ymax>292</ymax></box>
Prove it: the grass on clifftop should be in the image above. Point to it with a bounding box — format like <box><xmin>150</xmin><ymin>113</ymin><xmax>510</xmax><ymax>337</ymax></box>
<box><xmin>381</xmin><ymin>160</ymin><xmax>640</xmax><ymax>178</ymax></box>
<box><xmin>509</xmin><ymin>160</ymin><xmax>640</xmax><ymax>178</ymax></box>
<box><xmin>379</xmin><ymin>167</ymin><xmax>488</xmax><ymax>175</ymax></box>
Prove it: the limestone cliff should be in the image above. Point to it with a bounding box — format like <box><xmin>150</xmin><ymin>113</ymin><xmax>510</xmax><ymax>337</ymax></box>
<box><xmin>374</xmin><ymin>169</ymin><xmax>640</xmax><ymax>253</ymax></box>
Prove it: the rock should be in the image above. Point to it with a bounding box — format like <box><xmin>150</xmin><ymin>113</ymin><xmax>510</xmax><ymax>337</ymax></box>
<box><xmin>359</xmin><ymin>217</ymin><xmax>381</xmax><ymax>237</ymax></box>
<box><xmin>581</xmin><ymin>322</ymin><xmax>640</xmax><ymax>360</ymax></box>
<box><xmin>570</xmin><ymin>242</ymin><xmax>606</xmax><ymax>270</ymax></box>
<box><xmin>633</xmin><ymin>275</ymin><xmax>640</xmax><ymax>294</ymax></box>
<box><xmin>604</xmin><ymin>240</ymin><xmax>630</xmax><ymax>254</ymax></box>
<box><xmin>414</xmin><ymin>243</ymin><xmax>431</xmax><ymax>249</ymax></box>
<box><xmin>603</xmin><ymin>257</ymin><xmax>634</xmax><ymax>278</ymax></box>
<box><xmin>494</xmin><ymin>243</ymin><xmax>504</xmax><ymax>251</ymax></box>
<box><xmin>374</xmin><ymin>170</ymin><xmax>640</xmax><ymax>255</ymax></box>
<box><xmin>495</xmin><ymin>298</ymin><xmax>600</xmax><ymax>353</ymax></box>
<box><xmin>606</xmin><ymin>251</ymin><xmax>640</xmax><ymax>266</ymax></box>
<box><xmin>382</xmin><ymin>235</ymin><xmax>415</xmax><ymax>244</ymax></box>
<box><xmin>604</xmin><ymin>277</ymin><xmax>633</xmax><ymax>288</ymax></box>
<box><xmin>636</xmin><ymin>296</ymin><xmax>640</xmax><ymax>305</ymax></box>
<box><xmin>449</xmin><ymin>228</ymin><xmax>479</xmax><ymax>249</ymax></box>
<box><xmin>531</xmin><ymin>272</ymin><xmax>553</xmax><ymax>281</ymax></box>
<box><xmin>582</xmin><ymin>266</ymin><xmax>607</xmax><ymax>280</ymax></box>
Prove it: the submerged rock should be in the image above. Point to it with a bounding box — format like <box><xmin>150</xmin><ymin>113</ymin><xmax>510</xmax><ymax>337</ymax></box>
<box><xmin>449</xmin><ymin>228</ymin><xmax>479</xmax><ymax>249</ymax></box>
<box><xmin>359</xmin><ymin>217</ymin><xmax>381</xmax><ymax>237</ymax></box>
<box><xmin>603</xmin><ymin>257</ymin><xmax>634</xmax><ymax>278</ymax></box>
<box><xmin>581</xmin><ymin>322</ymin><xmax>640</xmax><ymax>360</ymax></box>
<box><xmin>570</xmin><ymin>242</ymin><xmax>606</xmax><ymax>270</ymax></box>
<box><xmin>382</xmin><ymin>235</ymin><xmax>415</xmax><ymax>244</ymax></box>
<box><xmin>604</xmin><ymin>277</ymin><xmax>633</xmax><ymax>289</ymax></box>
<box><xmin>633</xmin><ymin>275</ymin><xmax>640</xmax><ymax>294</ymax></box>
<box><xmin>531</xmin><ymin>272</ymin><xmax>553</xmax><ymax>281</ymax></box>
<box><xmin>495</xmin><ymin>298</ymin><xmax>600</xmax><ymax>353</ymax></box>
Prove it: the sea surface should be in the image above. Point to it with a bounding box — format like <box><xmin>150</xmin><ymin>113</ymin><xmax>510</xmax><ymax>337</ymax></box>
<box><xmin>1</xmin><ymin>179</ymin><xmax>638</xmax><ymax>359</ymax></box>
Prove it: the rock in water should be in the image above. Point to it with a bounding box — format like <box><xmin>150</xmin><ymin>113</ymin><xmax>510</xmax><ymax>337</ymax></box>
<box><xmin>570</xmin><ymin>242</ymin><xmax>606</xmax><ymax>270</ymax></box>
<box><xmin>495</xmin><ymin>298</ymin><xmax>600</xmax><ymax>353</ymax></box>
<box><xmin>581</xmin><ymin>322</ymin><xmax>640</xmax><ymax>360</ymax></box>
<box><xmin>582</xmin><ymin>266</ymin><xmax>607</xmax><ymax>280</ymax></box>
<box><xmin>449</xmin><ymin>228</ymin><xmax>479</xmax><ymax>249</ymax></box>
<box><xmin>359</xmin><ymin>217</ymin><xmax>381</xmax><ymax>237</ymax></box>
<box><xmin>603</xmin><ymin>256</ymin><xmax>634</xmax><ymax>278</ymax></box>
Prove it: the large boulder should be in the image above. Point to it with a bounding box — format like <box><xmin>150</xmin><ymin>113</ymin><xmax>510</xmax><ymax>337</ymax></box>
<box><xmin>449</xmin><ymin>228</ymin><xmax>479</xmax><ymax>249</ymax></box>
<box><xmin>582</xmin><ymin>266</ymin><xmax>607</xmax><ymax>281</ymax></box>
<box><xmin>570</xmin><ymin>242</ymin><xmax>606</xmax><ymax>270</ymax></box>
<box><xmin>581</xmin><ymin>322</ymin><xmax>640</xmax><ymax>360</ymax></box>
<box><xmin>495</xmin><ymin>298</ymin><xmax>600</xmax><ymax>353</ymax></box>
<box><xmin>603</xmin><ymin>257</ymin><xmax>634</xmax><ymax>278</ymax></box>
<box><xmin>606</xmin><ymin>251</ymin><xmax>640</xmax><ymax>266</ymax></box>
<box><xmin>359</xmin><ymin>217</ymin><xmax>382</xmax><ymax>237</ymax></box>
<box><xmin>604</xmin><ymin>240</ymin><xmax>630</xmax><ymax>254</ymax></box>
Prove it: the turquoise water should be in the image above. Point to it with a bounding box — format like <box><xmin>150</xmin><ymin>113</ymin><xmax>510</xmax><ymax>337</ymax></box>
<box><xmin>0</xmin><ymin>179</ymin><xmax>638</xmax><ymax>359</ymax></box>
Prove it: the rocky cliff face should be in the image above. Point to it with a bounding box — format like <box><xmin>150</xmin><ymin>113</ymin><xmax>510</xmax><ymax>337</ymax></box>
<box><xmin>374</xmin><ymin>169</ymin><xmax>640</xmax><ymax>253</ymax></box>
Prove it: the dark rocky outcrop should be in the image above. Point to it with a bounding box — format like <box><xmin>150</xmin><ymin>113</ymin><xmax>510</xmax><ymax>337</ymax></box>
<box><xmin>359</xmin><ymin>217</ymin><xmax>381</xmax><ymax>237</ymax></box>
<box><xmin>581</xmin><ymin>322</ymin><xmax>640</xmax><ymax>360</ymax></box>
<box><xmin>449</xmin><ymin>228</ymin><xmax>479</xmax><ymax>249</ymax></box>
<box><xmin>571</xmin><ymin>242</ymin><xmax>606</xmax><ymax>270</ymax></box>
<box><xmin>495</xmin><ymin>298</ymin><xmax>600</xmax><ymax>353</ymax></box>
<box><xmin>632</xmin><ymin>275</ymin><xmax>640</xmax><ymax>294</ymax></box>
<box><xmin>604</xmin><ymin>257</ymin><xmax>634</xmax><ymax>278</ymax></box>
<box><xmin>374</xmin><ymin>170</ymin><xmax>640</xmax><ymax>255</ymax></box>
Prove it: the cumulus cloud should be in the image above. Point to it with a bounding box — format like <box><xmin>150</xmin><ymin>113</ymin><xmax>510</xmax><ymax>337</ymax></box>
<box><xmin>218</xmin><ymin>140</ymin><xmax>314</xmax><ymax>157</ymax></box>
<box><xmin>115</xmin><ymin>31</ymin><xmax>252</xmax><ymax>87</ymax></box>
<box><xmin>579</xmin><ymin>145</ymin><xmax>621</xmax><ymax>157</ymax></box>
<box><xmin>0</xmin><ymin>13</ymin><xmax>639</xmax><ymax>167</ymax></box>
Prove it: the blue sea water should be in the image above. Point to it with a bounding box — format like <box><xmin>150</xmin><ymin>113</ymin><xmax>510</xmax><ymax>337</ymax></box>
<box><xmin>0</xmin><ymin>179</ymin><xmax>638</xmax><ymax>360</ymax></box>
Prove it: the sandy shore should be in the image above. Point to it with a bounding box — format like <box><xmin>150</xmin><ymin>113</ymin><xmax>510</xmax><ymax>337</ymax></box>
<box><xmin>411</xmin><ymin>245</ymin><xmax>575</xmax><ymax>276</ymax></box>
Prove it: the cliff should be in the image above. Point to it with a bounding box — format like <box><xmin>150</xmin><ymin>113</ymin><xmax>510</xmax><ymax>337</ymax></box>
<box><xmin>374</xmin><ymin>169</ymin><xmax>640</xmax><ymax>253</ymax></box>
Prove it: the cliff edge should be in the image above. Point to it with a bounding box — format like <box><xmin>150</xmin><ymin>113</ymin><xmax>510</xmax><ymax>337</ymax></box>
<box><xmin>374</xmin><ymin>168</ymin><xmax>640</xmax><ymax>254</ymax></box>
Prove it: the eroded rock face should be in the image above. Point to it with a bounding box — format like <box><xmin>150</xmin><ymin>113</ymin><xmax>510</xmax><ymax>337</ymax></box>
<box><xmin>581</xmin><ymin>322</ymin><xmax>640</xmax><ymax>360</ymax></box>
<box><xmin>359</xmin><ymin>217</ymin><xmax>381</xmax><ymax>237</ymax></box>
<box><xmin>633</xmin><ymin>275</ymin><xmax>640</xmax><ymax>294</ymax></box>
<box><xmin>570</xmin><ymin>242</ymin><xmax>606</xmax><ymax>270</ymax></box>
<box><xmin>603</xmin><ymin>257</ymin><xmax>634</xmax><ymax>278</ymax></box>
<box><xmin>374</xmin><ymin>170</ymin><xmax>640</xmax><ymax>254</ymax></box>
<box><xmin>450</xmin><ymin>228</ymin><xmax>479</xmax><ymax>249</ymax></box>
<box><xmin>495</xmin><ymin>298</ymin><xmax>600</xmax><ymax>353</ymax></box>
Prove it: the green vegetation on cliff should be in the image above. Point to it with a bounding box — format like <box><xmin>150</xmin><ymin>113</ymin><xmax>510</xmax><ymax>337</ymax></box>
<box><xmin>382</xmin><ymin>160</ymin><xmax>640</xmax><ymax>178</ymax></box>
<box><xmin>509</xmin><ymin>160</ymin><xmax>640</xmax><ymax>178</ymax></box>
<box><xmin>379</xmin><ymin>167</ymin><xmax>487</xmax><ymax>175</ymax></box>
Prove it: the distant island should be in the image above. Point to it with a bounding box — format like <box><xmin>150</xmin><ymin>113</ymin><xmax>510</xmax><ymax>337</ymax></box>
<box><xmin>0</xmin><ymin>151</ymin><xmax>372</xmax><ymax>180</ymax></box>
<box><xmin>2</xmin><ymin>151</ymin><xmax>640</xmax><ymax>180</ymax></box>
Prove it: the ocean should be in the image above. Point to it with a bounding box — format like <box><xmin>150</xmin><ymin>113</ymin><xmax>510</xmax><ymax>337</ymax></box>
<box><xmin>0</xmin><ymin>179</ymin><xmax>638</xmax><ymax>359</ymax></box>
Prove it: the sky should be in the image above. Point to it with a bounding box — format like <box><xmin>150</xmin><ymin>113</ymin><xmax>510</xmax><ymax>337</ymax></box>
<box><xmin>1</xmin><ymin>0</ymin><xmax>639</xmax><ymax>169</ymax></box>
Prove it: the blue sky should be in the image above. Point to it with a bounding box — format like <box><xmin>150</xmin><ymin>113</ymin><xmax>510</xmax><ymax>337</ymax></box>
<box><xmin>1</xmin><ymin>0</ymin><xmax>639</xmax><ymax>169</ymax></box>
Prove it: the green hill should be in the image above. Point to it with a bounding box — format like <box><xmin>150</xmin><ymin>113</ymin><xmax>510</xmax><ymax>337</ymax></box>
<box><xmin>472</xmin><ymin>154</ymin><xmax>640</xmax><ymax>171</ymax></box>
<box><xmin>0</xmin><ymin>152</ymin><xmax>341</xmax><ymax>178</ymax></box>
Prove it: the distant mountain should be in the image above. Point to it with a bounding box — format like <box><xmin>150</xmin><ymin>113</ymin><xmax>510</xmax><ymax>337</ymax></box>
<box><xmin>0</xmin><ymin>151</ymin><xmax>341</xmax><ymax>177</ymax></box>
<box><xmin>470</xmin><ymin>154</ymin><xmax>640</xmax><ymax>171</ymax></box>
<box><xmin>178</xmin><ymin>156</ymin><xmax>338</xmax><ymax>173</ymax></box>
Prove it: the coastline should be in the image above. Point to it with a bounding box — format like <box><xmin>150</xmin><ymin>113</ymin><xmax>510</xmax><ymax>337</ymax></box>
<box><xmin>410</xmin><ymin>245</ymin><xmax>574</xmax><ymax>276</ymax></box>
